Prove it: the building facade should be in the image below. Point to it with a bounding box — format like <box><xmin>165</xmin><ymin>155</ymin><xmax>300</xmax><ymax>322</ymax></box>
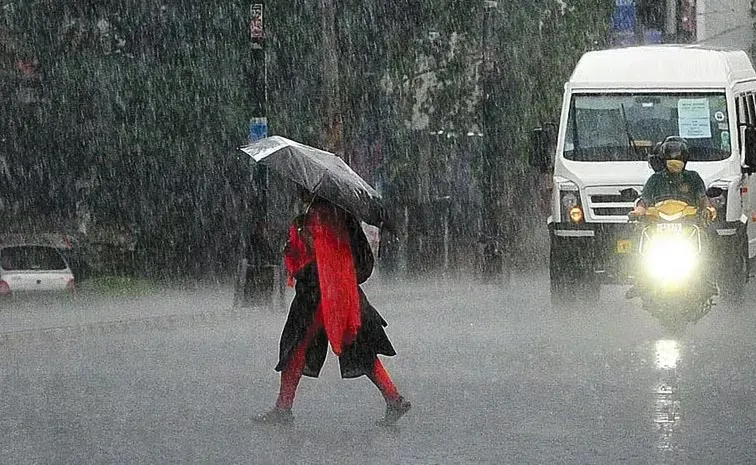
<box><xmin>610</xmin><ymin>0</ymin><xmax>755</xmax><ymax>51</ymax></box>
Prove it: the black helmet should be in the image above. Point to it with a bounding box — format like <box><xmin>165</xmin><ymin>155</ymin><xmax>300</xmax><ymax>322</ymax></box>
<box><xmin>659</xmin><ymin>136</ymin><xmax>690</xmax><ymax>163</ymax></box>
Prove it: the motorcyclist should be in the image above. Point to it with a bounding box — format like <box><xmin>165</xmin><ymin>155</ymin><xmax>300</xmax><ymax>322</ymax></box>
<box><xmin>630</xmin><ymin>136</ymin><xmax>715</xmax><ymax>219</ymax></box>
<box><xmin>626</xmin><ymin>136</ymin><xmax>717</xmax><ymax>299</ymax></box>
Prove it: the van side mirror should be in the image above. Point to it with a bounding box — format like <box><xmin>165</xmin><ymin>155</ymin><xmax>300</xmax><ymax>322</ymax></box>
<box><xmin>745</xmin><ymin>126</ymin><xmax>756</xmax><ymax>172</ymax></box>
<box><xmin>706</xmin><ymin>186</ymin><xmax>724</xmax><ymax>198</ymax></box>
<box><xmin>529</xmin><ymin>124</ymin><xmax>555</xmax><ymax>173</ymax></box>
<box><xmin>529</xmin><ymin>127</ymin><xmax>546</xmax><ymax>170</ymax></box>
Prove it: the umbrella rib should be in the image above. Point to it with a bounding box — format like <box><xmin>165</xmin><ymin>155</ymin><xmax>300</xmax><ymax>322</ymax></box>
<box><xmin>310</xmin><ymin>174</ymin><xmax>326</xmax><ymax>197</ymax></box>
<box><xmin>301</xmin><ymin>174</ymin><xmax>326</xmax><ymax>216</ymax></box>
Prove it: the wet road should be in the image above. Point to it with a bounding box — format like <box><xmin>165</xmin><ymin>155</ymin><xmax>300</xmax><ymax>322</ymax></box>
<box><xmin>1</xmin><ymin>272</ymin><xmax>755</xmax><ymax>464</ymax></box>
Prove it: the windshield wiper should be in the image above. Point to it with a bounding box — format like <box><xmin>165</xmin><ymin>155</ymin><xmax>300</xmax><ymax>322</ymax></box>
<box><xmin>620</xmin><ymin>104</ymin><xmax>642</xmax><ymax>160</ymax></box>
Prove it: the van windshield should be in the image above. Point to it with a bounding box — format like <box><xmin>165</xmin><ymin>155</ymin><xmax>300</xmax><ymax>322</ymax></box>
<box><xmin>564</xmin><ymin>93</ymin><xmax>731</xmax><ymax>162</ymax></box>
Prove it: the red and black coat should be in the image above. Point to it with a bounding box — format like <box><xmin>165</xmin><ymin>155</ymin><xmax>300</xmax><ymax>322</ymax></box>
<box><xmin>275</xmin><ymin>201</ymin><xmax>395</xmax><ymax>378</ymax></box>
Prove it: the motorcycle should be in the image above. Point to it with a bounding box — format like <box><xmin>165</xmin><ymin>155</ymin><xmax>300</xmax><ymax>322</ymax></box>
<box><xmin>627</xmin><ymin>199</ymin><xmax>717</xmax><ymax>333</ymax></box>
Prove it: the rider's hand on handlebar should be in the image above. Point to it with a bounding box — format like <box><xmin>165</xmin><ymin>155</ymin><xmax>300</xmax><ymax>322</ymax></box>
<box><xmin>696</xmin><ymin>206</ymin><xmax>716</xmax><ymax>225</ymax></box>
<box><xmin>706</xmin><ymin>206</ymin><xmax>717</xmax><ymax>222</ymax></box>
<box><xmin>698</xmin><ymin>206</ymin><xmax>716</xmax><ymax>225</ymax></box>
<box><xmin>628</xmin><ymin>205</ymin><xmax>646</xmax><ymax>220</ymax></box>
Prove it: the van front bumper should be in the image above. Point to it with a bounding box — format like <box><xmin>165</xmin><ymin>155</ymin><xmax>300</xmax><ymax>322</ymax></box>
<box><xmin>549</xmin><ymin>222</ymin><xmax>638</xmax><ymax>283</ymax></box>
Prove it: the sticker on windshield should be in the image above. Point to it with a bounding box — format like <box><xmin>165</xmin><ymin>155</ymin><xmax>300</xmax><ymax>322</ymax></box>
<box><xmin>678</xmin><ymin>99</ymin><xmax>712</xmax><ymax>139</ymax></box>
<box><xmin>714</xmin><ymin>111</ymin><xmax>726</xmax><ymax>122</ymax></box>
<box><xmin>721</xmin><ymin>131</ymin><xmax>731</xmax><ymax>150</ymax></box>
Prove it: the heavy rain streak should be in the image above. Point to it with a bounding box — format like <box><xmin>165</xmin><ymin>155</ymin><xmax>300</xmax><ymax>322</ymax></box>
<box><xmin>1</xmin><ymin>1</ymin><xmax>755</xmax><ymax>464</ymax></box>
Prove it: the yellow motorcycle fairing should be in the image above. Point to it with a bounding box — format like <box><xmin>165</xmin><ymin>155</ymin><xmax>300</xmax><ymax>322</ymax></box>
<box><xmin>645</xmin><ymin>199</ymin><xmax>698</xmax><ymax>222</ymax></box>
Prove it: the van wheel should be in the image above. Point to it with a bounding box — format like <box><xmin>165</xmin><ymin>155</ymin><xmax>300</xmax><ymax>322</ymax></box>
<box><xmin>550</xmin><ymin>262</ymin><xmax>575</xmax><ymax>307</ymax></box>
<box><xmin>720</xmin><ymin>234</ymin><xmax>748</xmax><ymax>304</ymax></box>
<box><xmin>550</xmin><ymin>241</ymin><xmax>600</xmax><ymax>307</ymax></box>
<box><xmin>551</xmin><ymin>264</ymin><xmax>599</xmax><ymax>306</ymax></box>
<box><xmin>580</xmin><ymin>271</ymin><xmax>601</xmax><ymax>302</ymax></box>
<box><xmin>550</xmin><ymin>246</ymin><xmax>576</xmax><ymax>307</ymax></box>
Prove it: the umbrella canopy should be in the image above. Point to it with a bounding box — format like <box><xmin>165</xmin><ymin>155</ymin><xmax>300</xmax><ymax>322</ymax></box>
<box><xmin>239</xmin><ymin>136</ymin><xmax>390</xmax><ymax>229</ymax></box>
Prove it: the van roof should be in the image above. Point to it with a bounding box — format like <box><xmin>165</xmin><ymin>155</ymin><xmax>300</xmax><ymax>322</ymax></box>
<box><xmin>569</xmin><ymin>44</ymin><xmax>756</xmax><ymax>90</ymax></box>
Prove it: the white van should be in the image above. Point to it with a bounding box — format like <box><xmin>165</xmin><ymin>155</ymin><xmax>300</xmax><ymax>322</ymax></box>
<box><xmin>530</xmin><ymin>45</ymin><xmax>756</xmax><ymax>304</ymax></box>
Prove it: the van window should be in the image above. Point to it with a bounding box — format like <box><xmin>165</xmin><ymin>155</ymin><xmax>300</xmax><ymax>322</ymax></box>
<box><xmin>564</xmin><ymin>92</ymin><xmax>730</xmax><ymax>162</ymax></box>
<box><xmin>747</xmin><ymin>93</ymin><xmax>756</xmax><ymax>124</ymax></box>
<box><xmin>736</xmin><ymin>95</ymin><xmax>748</xmax><ymax>125</ymax></box>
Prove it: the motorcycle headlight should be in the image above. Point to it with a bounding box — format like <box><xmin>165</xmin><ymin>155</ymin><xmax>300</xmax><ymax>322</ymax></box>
<box><xmin>643</xmin><ymin>236</ymin><xmax>698</xmax><ymax>280</ymax></box>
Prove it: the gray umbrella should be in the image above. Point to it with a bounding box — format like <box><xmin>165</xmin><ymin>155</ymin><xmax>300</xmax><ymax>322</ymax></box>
<box><xmin>239</xmin><ymin>136</ymin><xmax>390</xmax><ymax>228</ymax></box>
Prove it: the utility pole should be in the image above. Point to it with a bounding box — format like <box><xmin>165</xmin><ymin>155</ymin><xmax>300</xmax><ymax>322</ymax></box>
<box><xmin>248</xmin><ymin>1</ymin><xmax>268</xmax><ymax>215</ymax></box>
<box><xmin>665</xmin><ymin>0</ymin><xmax>677</xmax><ymax>41</ymax></box>
<box><xmin>322</xmin><ymin>0</ymin><xmax>343</xmax><ymax>158</ymax></box>
<box><xmin>236</xmin><ymin>1</ymin><xmax>274</xmax><ymax>308</ymax></box>
<box><xmin>479</xmin><ymin>0</ymin><xmax>501</xmax><ymax>282</ymax></box>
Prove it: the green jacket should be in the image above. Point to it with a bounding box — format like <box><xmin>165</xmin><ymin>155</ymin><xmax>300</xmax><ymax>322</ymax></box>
<box><xmin>641</xmin><ymin>169</ymin><xmax>706</xmax><ymax>206</ymax></box>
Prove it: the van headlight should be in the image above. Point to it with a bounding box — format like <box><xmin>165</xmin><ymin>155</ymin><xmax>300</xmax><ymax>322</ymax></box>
<box><xmin>558</xmin><ymin>182</ymin><xmax>583</xmax><ymax>223</ymax></box>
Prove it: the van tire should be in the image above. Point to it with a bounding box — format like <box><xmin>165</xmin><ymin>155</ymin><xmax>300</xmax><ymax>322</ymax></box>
<box><xmin>550</xmin><ymin>262</ymin><xmax>575</xmax><ymax>307</ymax></box>
<box><xmin>550</xmin><ymin>238</ymin><xmax>600</xmax><ymax>307</ymax></box>
<box><xmin>580</xmin><ymin>271</ymin><xmax>601</xmax><ymax>302</ymax></box>
<box><xmin>550</xmin><ymin>241</ymin><xmax>575</xmax><ymax>307</ymax></box>
<box><xmin>720</xmin><ymin>232</ymin><xmax>748</xmax><ymax>304</ymax></box>
<box><xmin>550</xmin><ymin>245</ymin><xmax>601</xmax><ymax>306</ymax></box>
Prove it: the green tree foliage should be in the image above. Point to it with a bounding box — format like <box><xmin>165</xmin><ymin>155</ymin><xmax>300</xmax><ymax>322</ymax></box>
<box><xmin>481</xmin><ymin>0</ymin><xmax>612</xmax><ymax>258</ymax></box>
<box><xmin>366</xmin><ymin>0</ymin><xmax>612</xmax><ymax>264</ymax></box>
<box><xmin>2</xmin><ymin>1</ymin><xmax>254</xmax><ymax>276</ymax></box>
<box><xmin>0</xmin><ymin>0</ymin><xmax>612</xmax><ymax>276</ymax></box>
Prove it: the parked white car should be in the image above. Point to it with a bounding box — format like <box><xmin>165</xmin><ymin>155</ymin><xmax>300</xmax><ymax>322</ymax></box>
<box><xmin>0</xmin><ymin>244</ymin><xmax>75</xmax><ymax>296</ymax></box>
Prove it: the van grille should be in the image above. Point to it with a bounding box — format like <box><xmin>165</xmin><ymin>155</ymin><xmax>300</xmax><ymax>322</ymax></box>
<box><xmin>593</xmin><ymin>207</ymin><xmax>635</xmax><ymax>216</ymax></box>
<box><xmin>590</xmin><ymin>193</ymin><xmax>638</xmax><ymax>203</ymax></box>
<box><xmin>585</xmin><ymin>186</ymin><xmax>643</xmax><ymax>221</ymax></box>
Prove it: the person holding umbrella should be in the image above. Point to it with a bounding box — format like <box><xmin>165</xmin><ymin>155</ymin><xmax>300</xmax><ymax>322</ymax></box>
<box><xmin>253</xmin><ymin>188</ymin><xmax>411</xmax><ymax>426</ymax></box>
<box><xmin>241</xmin><ymin>136</ymin><xmax>410</xmax><ymax>425</ymax></box>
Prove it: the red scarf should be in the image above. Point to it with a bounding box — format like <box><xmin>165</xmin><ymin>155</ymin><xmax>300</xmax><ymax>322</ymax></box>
<box><xmin>283</xmin><ymin>204</ymin><xmax>361</xmax><ymax>356</ymax></box>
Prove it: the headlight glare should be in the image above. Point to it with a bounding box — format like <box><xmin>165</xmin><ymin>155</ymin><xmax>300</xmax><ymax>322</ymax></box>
<box><xmin>643</xmin><ymin>236</ymin><xmax>698</xmax><ymax>280</ymax></box>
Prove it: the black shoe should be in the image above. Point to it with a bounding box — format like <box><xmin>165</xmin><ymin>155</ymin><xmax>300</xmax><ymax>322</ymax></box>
<box><xmin>377</xmin><ymin>397</ymin><xmax>411</xmax><ymax>426</ymax></box>
<box><xmin>253</xmin><ymin>408</ymin><xmax>294</xmax><ymax>425</ymax></box>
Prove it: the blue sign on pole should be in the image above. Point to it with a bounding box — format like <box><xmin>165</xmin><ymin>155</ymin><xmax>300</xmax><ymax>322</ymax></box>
<box><xmin>609</xmin><ymin>0</ymin><xmax>637</xmax><ymax>46</ymax></box>
<box><xmin>249</xmin><ymin>117</ymin><xmax>268</xmax><ymax>142</ymax></box>
<box><xmin>611</xmin><ymin>4</ymin><xmax>636</xmax><ymax>31</ymax></box>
